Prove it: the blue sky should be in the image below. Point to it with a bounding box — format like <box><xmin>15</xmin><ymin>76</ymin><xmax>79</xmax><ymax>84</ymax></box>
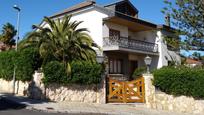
<box><xmin>0</xmin><ymin>0</ymin><xmax>203</xmax><ymax>56</ymax></box>
<box><xmin>0</xmin><ymin>0</ymin><xmax>166</xmax><ymax>38</ymax></box>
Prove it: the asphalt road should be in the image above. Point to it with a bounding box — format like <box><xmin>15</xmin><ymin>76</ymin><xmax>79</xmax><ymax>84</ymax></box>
<box><xmin>0</xmin><ymin>98</ymin><xmax>102</xmax><ymax>115</ymax></box>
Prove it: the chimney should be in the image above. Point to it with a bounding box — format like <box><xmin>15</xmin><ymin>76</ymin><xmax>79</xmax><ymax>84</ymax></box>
<box><xmin>165</xmin><ymin>14</ymin><xmax>171</xmax><ymax>27</ymax></box>
<box><xmin>86</xmin><ymin>0</ymin><xmax>96</xmax><ymax>4</ymax></box>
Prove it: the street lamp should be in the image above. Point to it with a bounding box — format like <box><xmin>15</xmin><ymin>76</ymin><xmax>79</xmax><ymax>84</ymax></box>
<box><xmin>13</xmin><ymin>5</ymin><xmax>21</xmax><ymax>95</ymax></box>
<box><xmin>144</xmin><ymin>55</ymin><xmax>152</xmax><ymax>74</ymax></box>
<box><xmin>13</xmin><ymin>5</ymin><xmax>20</xmax><ymax>51</ymax></box>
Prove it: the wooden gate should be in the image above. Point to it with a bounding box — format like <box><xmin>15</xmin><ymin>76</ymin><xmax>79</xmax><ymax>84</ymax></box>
<box><xmin>107</xmin><ymin>76</ymin><xmax>145</xmax><ymax>103</ymax></box>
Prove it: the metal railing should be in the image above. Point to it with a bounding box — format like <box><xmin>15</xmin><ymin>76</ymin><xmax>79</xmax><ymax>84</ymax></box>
<box><xmin>103</xmin><ymin>36</ymin><xmax>158</xmax><ymax>53</ymax></box>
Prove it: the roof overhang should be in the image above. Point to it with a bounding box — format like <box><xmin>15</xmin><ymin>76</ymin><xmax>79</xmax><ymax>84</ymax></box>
<box><xmin>103</xmin><ymin>13</ymin><xmax>157</xmax><ymax>32</ymax></box>
<box><xmin>157</xmin><ymin>25</ymin><xmax>177</xmax><ymax>33</ymax></box>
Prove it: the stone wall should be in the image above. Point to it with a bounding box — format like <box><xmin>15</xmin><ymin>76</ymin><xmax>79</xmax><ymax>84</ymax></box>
<box><xmin>0</xmin><ymin>71</ymin><xmax>106</xmax><ymax>103</ymax></box>
<box><xmin>143</xmin><ymin>74</ymin><xmax>204</xmax><ymax>114</ymax></box>
<box><xmin>0</xmin><ymin>79</ymin><xmax>29</xmax><ymax>95</ymax></box>
<box><xmin>44</xmin><ymin>84</ymin><xmax>98</xmax><ymax>103</ymax></box>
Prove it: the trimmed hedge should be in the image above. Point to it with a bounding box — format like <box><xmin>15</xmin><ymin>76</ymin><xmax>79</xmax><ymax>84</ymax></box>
<box><xmin>0</xmin><ymin>50</ymin><xmax>15</xmax><ymax>80</ymax></box>
<box><xmin>42</xmin><ymin>61</ymin><xmax>68</xmax><ymax>86</ymax></box>
<box><xmin>153</xmin><ymin>66</ymin><xmax>204</xmax><ymax>99</ymax></box>
<box><xmin>42</xmin><ymin>61</ymin><xmax>103</xmax><ymax>86</ymax></box>
<box><xmin>71</xmin><ymin>61</ymin><xmax>103</xmax><ymax>85</ymax></box>
<box><xmin>15</xmin><ymin>47</ymin><xmax>42</xmax><ymax>81</ymax></box>
<box><xmin>0</xmin><ymin>47</ymin><xmax>41</xmax><ymax>81</ymax></box>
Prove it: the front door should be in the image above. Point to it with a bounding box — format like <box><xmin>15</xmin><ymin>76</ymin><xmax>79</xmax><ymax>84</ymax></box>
<box><xmin>130</xmin><ymin>60</ymin><xmax>138</xmax><ymax>77</ymax></box>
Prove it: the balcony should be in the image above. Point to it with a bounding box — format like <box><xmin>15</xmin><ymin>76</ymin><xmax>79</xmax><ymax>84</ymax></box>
<box><xmin>103</xmin><ymin>37</ymin><xmax>158</xmax><ymax>53</ymax></box>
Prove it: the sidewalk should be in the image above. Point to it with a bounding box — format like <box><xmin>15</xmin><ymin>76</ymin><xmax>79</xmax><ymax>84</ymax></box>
<box><xmin>0</xmin><ymin>93</ymin><xmax>194</xmax><ymax>115</ymax></box>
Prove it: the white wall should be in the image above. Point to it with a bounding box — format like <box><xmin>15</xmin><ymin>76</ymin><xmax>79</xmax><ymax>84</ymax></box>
<box><xmin>42</xmin><ymin>7</ymin><xmax>108</xmax><ymax>49</ymax></box>
<box><xmin>157</xmin><ymin>30</ymin><xmax>181</xmax><ymax>68</ymax></box>
<box><xmin>129</xmin><ymin>30</ymin><xmax>157</xmax><ymax>44</ymax></box>
<box><xmin>71</xmin><ymin>8</ymin><xmax>108</xmax><ymax>48</ymax></box>
<box><xmin>103</xmin><ymin>23</ymin><xmax>157</xmax><ymax>44</ymax></box>
<box><xmin>103</xmin><ymin>22</ymin><xmax>129</xmax><ymax>37</ymax></box>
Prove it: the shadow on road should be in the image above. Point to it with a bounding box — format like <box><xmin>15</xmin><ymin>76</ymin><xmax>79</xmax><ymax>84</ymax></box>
<box><xmin>0</xmin><ymin>97</ymin><xmax>26</xmax><ymax>111</ymax></box>
<box><xmin>0</xmin><ymin>93</ymin><xmax>50</xmax><ymax>104</ymax></box>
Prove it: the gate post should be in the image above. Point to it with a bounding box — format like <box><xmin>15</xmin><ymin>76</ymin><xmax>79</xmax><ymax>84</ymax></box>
<box><xmin>97</xmin><ymin>55</ymin><xmax>108</xmax><ymax>104</ymax></box>
<box><xmin>143</xmin><ymin>74</ymin><xmax>156</xmax><ymax>108</ymax></box>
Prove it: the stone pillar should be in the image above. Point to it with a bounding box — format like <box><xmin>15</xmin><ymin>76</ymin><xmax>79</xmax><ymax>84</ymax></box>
<box><xmin>97</xmin><ymin>74</ymin><xmax>106</xmax><ymax>104</ymax></box>
<box><xmin>143</xmin><ymin>74</ymin><xmax>156</xmax><ymax>108</ymax></box>
<box><xmin>97</xmin><ymin>55</ymin><xmax>108</xmax><ymax>104</ymax></box>
<box><xmin>27</xmin><ymin>71</ymin><xmax>45</xmax><ymax>99</ymax></box>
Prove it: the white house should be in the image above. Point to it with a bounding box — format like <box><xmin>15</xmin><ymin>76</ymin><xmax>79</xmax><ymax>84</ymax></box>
<box><xmin>41</xmin><ymin>0</ymin><xmax>181</xmax><ymax>80</ymax></box>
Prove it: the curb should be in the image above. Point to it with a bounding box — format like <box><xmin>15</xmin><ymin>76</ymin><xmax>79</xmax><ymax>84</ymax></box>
<box><xmin>1</xmin><ymin>95</ymin><xmax>111</xmax><ymax>114</ymax></box>
<box><xmin>26</xmin><ymin>106</ymin><xmax>111</xmax><ymax>115</ymax></box>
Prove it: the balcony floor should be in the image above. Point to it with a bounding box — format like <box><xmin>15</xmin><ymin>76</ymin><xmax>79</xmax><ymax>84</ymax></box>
<box><xmin>103</xmin><ymin>46</ymin><xmax>159</xmax><ymax>56</ymax></box>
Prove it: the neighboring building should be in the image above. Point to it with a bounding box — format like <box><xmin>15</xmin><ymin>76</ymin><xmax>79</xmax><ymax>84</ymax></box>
<box><xmin>185</xmin><ymin>58</ymin><xmax>202</xmax><ymax>67</ymax></box>
<box><xmin>0</xmin><ymin>41</ymin><xmax>6</xmax><ymax>52</ymax></box>
<box><xmin>41</xmin><ymin>0</ymin><xmax>181</xmax><ymax>79</ymax></box>
<box><xmin>0</xmin><ymin>41</ymin><xmax>15</xmax><ymax>52</ymax></box>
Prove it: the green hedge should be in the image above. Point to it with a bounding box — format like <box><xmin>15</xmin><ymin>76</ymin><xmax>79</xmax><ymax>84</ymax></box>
<box><xmin>0</xmin><ymin>50</ymin><xmax>15</xmax><ymax>80</ymax></box>
<box><xmin>42</xmin><ymin>61</ymin><xmax>68</xmax><ymax>86</ymax></box>
<box><xmin>153</xmin><ymin>66</ymin><xmax>204</xmax><ymax>99</ymax></box>
<box><xmin>132</xmin><ymin>67</ymin><xmax>146</xmax><ymax>79</ymax></box>
<box><xmin>0</xmin><ymin>47</ymin><xmax>41</xmax><ymax>81</ymax></box>
<box><xmin>15</xmin><ymin>47</ymin><xmax>42</xmax><ymax>81</ymax></box>
<box><xmin>42</xmin><ymin>61</ymin><xmax>103</xmax><ymax>86</ymax></box>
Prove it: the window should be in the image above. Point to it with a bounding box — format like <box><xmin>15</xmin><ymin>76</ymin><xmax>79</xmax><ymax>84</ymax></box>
<box><xmin>109</xmin><ymin>58</ymin><xmax>123</xmax><ymax>74</ymax></box>
<box><xmin>109</xmin><ymin>29</ymin><xmax>120</xmax><ymax>39</ymax></box>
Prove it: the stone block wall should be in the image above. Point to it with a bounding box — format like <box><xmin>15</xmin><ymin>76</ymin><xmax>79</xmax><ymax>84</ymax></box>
<box><xmin>0</xmin><ymin>79</ymin><xmax>29</xmax><ymax>96</ymax></box>
<box><xmin>44</xmin><ymin>84</ymin><xmax>98</xmax><ymax>103</ymax></box>
<box><xmin>0</xmin><ymin>71</ymin><xmax>106</xmax><ymax>103</ymax></box>
<box><xmin>143</xmin><ymin>74</ymin><xmax>204</xmax><ymax>114</ymax></box>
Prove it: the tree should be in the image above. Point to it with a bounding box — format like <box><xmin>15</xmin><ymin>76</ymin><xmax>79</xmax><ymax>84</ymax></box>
<box><xmin>23</xmin><ymin>15</ymin><xmax>99</xmax><ymax>74</ymax></box>
<box><xmin>192</xmin><ymin>52</ymin><xmax>202</xmax><ymax>60</ymax></box>
<box><xmin>162</xmin><ymin>0</ymin><xmax>204</xmax><ymax>51</ymax></box>
<box><xmin>0</xmin><ymin>23</ymin><xmax>16</xmax><ymax>48</ymax></box>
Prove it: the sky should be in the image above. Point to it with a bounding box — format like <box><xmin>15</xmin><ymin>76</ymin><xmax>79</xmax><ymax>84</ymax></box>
<box><xmin>0</xmin><ymin>0</ymin><xmax>166</xmax><ymax>38</ymax></box>
<box><xmin>0</xmin><ymin>0</ymin><xmax>203</xmax><ymax>56</ymax></box>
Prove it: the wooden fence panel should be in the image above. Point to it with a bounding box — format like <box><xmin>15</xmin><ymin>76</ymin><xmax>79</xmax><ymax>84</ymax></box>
<box><xmin>107</xmin><ymin>75</ymin><xmax>145</xmax><ymax>103</ymax></box>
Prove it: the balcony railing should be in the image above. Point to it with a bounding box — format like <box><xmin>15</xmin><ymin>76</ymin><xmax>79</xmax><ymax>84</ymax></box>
<box><xmin>103</xmin><ymin>36</ymin><xmax>158</xmax><ymax>53</ymax></box>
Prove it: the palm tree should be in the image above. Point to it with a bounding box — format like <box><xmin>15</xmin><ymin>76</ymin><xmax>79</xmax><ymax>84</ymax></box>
<box><xmin>0</xmin><ymin>23</ymin><xmax>17</xmax><ymax>49</ymax></box>
<box><xmin>23</xmin><ymin>15</ymin><xmax>99</xmax><ymax>74</ymax></box>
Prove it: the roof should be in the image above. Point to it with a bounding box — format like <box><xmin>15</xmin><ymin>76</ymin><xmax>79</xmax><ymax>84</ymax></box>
<box><xmin>47</xmin><ymin>0</ymin><xmax>175</xmax><ymax>33</ymax></box>
<box><xmin>104</xmin><ymin>0</ymin><xmax>138</xmax><ymax>13</ymax></box>
<box><xmin>186</xmin><ymin>58</ymin><xmax>202</xmax><ymax>65</ymax></box>
<box><xmin>50</xmin><ymin>1</ymin><xmax>96</xmax><ymax>18</ymax></box>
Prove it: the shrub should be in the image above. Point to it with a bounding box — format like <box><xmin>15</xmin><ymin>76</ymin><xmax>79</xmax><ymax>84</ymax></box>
<box><xmin>0</xmin><ymin>50</ymin><xmax>16</xmax><ymax>80</ymax></box>
<box><xmin>70</xmin><ymin>61</ymin><xmax>103</xmax><ymax>85</ymax></box>
<box><xmin>132</xmin><ymin>67</ymin><xmax>146</xmax><ymax>79</ymax></box>
<box><xmin>42</xmin><ymin>61</ymin><xmax>68</xmax><ymax>86</ymax></box>
<box><xmin>15</xmin><ymin>47</ymin><xmax>42</xmax><ymax>81</ymax></box>
<box><xmin>0</xmin><ymin>47</ymin><xmax>41</xmax><ymax>82</ymax></box>
<box><xmin>153</xmin><ymin>66</ymin><xmax>204</xmax><ymax>99</ymax></box>
<box><xmin>42</xmin><ymin>61</ymin><xmax>103</xmax><ymax>86</ymax></box>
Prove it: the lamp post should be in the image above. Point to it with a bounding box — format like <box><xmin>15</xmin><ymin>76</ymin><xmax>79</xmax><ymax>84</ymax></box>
<box><xmin>144</xmin><ymin>55</ymin><xmax>152</xmax><ymax>74</ymax></box>
<box><xmin>12</xmin><ymin>5</ymin><xmax>21</xmax><ymax>95</ymax></box>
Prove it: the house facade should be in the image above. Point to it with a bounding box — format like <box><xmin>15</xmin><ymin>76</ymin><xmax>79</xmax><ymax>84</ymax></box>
<box><xmin>41</xmin><ymin>0</ymin><xmax>181</xmax><ymax>80</ymax></box>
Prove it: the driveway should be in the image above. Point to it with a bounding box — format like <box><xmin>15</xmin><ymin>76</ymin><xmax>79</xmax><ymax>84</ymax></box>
<box><xmin>0</xmin><ymin>94</ymin><xmax>194</xmax><ymax>115</ymax></box>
